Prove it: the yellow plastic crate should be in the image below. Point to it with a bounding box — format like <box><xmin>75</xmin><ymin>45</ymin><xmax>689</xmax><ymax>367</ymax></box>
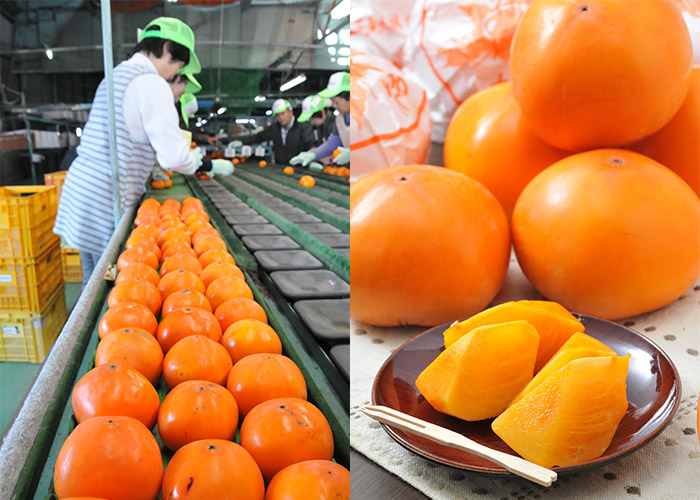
<box><xmin>44</xmin><ymin>170</ymin><xmax>68</xmax><ymax>201</ymax></box>
<box><xmin>0</xmin><ymin>241</ymin><xmax>63</xmax><ymax>312</ymax></box>
<box><xmin>61</xmin><ymin>248</ymin><xmax>82</xmax><ymax>283</ymax></box>
<box><xmin>0</xmin><ymin>284</ymin><xmax>67</xmax><ymax>362</ymax></box>
<box><xmin>0</xmin><ymin>186</ymin><xmax>60</xmax><ymax>258</ymax></box>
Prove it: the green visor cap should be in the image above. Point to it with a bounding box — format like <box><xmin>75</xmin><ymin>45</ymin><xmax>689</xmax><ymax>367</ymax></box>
<box><xmin>139</xmin><ymin>17</ymin><xmax>201</xmax><ymax>75</ymax></box>
<box><xmin>318</xmin><ymin>71</ymin><xmax>350</xmax><ymax>98</ymax></box>
<box><xmin>298</xmin><ymin>94</ymin><xmax>326</xmax><ymax>122</ymax></box>
<box><xmin>271</xmin><ymin>99</ymin><xmax>292</xmax><ymax>115</ymax></box>
<box><xmin>184</xmin><ymin>73</ymin><xmax>202</xmax><ymax>94</ymax></box>
<box><xmin>180</xmin><ymin>93</ymin><xmax>198</xmax><ymax>128</ymax></box>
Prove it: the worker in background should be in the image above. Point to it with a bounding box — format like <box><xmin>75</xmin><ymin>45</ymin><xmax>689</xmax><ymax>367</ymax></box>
<box><xmin>298</xmin><ymin>94</ymin><xmax>335</xmax><ymax>146</ymax></box>
<box><xmin>228</xmin><ymin>98</ymin><xmax>316</xmax><ymax>165</ymax></box>
<box><xmin>290</xmin><ymin>71</ymin><xmax>350</xmax><ymax>170</ymax></box>
<box><xmin>54</xmin><ymin>17</ymin><xmax>233</xmax><ymax>288</ymax></box>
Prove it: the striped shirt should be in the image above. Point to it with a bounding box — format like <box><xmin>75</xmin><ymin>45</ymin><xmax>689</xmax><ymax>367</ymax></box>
<box><xmin>54</xmin><ymin>54</ymin><xmax>196</xmax><ymax>255</ymax></box>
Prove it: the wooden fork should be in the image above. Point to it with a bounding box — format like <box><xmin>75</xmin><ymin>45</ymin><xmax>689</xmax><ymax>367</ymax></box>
<box><xmin>361</xmin><ymin>405</ymin><xmax>558</xmax><ymax>487</ymax></box>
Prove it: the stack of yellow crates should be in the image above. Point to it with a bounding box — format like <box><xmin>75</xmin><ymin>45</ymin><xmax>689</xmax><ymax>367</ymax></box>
<box><xmin>0</xmin><ymin>185</ymin><xmax>67</xmax><ymax>362</ymax></box>
<box><xmin>44</xmin><ymin>171</ymin><xmax>82</xmax><ymax>283</ymax></box>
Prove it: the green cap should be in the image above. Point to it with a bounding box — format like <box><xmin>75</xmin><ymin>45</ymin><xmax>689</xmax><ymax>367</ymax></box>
<box><xmin>298</xmin><ymin>94</ymin><xmax>326</xmax><ymax>122</ymax></box>
<box><xmin>271</xmin><ymin>99</ymin><xmax>292</xmax><ymax>115</ymax></box>
<box><xmin>184</xmin><ymin>73</ymin><xmax>202</xmax><ymax>94</ymax></box>
<box><xmin>180</xmin><ymin>93</ymin><xmax>198</xmax><ymax>128</ymax></box>
<box><xmin>138</xmin><ymin>17</ymin><xmax>201</xmax><ymax>74</ymax></box>
<box><xmin>318</xmin><ymin>71</ymin><xmax>350</xmax><ymax>98</ymax></box>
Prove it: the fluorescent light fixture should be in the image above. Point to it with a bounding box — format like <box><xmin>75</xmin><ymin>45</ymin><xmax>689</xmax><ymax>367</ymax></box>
<box><xmin>265</xmin><ymin>110</ymin><xmax>272</xmax><ymax>116</ymax></box>
<box><xmin>217</xmin><ymin>107</ymin><xmax>227</xmax><ymax>115</ymax></box>
<box><xmin>325</xmin><ymin>32</ymin><xmax>338</xmax><ymax>45</ymax></box>
<box><xmin>201</xmin><ymin>119</ymin><xmax>208</xmax><ymax>124</ymax></box>
<box><xmin>75</xmin><ymin>127</ymin><xmax>82</xmax><ymax>137</ymax></box>
<box><xmin>317</xmin><ymin>29</ymin><xmax>323</xmax><ymax>40</ymax></box>
<box><xmin>236</xmin><ymin>118</ymin><xmax>252</xmax><ymax>124</ymax></box>
<box><xmin>338</xmin><ymin>57</ymin><xmax>349</xmax><ymax>66</ymax></box>
<box><xmin>339</xmin><ymin>29</ymin><xmax>350</xmax><ymax>46</ymax></box>
<box><xmin>166</xmin><ymin>0</ymin><xmax>178</xmax><ymax>3</ymax></box>
<box><xmin>327</xmin><ymin>47</ymin><xmax>337</xmax><ymax>56</ymax></box>
<box><xmin>45</xmin><ymin>48</ymin><xmax>53</xmax><ymax>60</ymax></box>
<box><xmin>280</xmin><ymin>74</ymin><xmax>307</xmax><ymax>92</ymax></box>
<box><xmin>254</xmin><ymin>95</ymin><xmax>266</xmax><ymax>102</ymax></box>
<box><xmin>331</xmin><ymin>57</ymin><xmax>336</xmax><ymax>63</ymax></box>
<box><xmin>338</xmin><ymin>46</ymin><xmax>350</xmax><ymax>57</ymax></box>
<box><xmin>330</xmin><ymin>0</ymin><xmax>349</xmax><ymax>19</ymax></box>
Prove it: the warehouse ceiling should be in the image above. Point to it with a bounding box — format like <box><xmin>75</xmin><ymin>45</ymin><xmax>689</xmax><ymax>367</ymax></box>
<box><xmin>0</xmin><ymin>0</ymin><xmax>349</xmax><ymax>113</ymax></box>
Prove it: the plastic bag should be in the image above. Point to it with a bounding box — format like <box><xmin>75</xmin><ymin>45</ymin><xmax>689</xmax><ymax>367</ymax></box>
<box><xmin>402</xmin><ymin>0</ymin><xmax>532</xmax><ymax>142</ymax></box>
<box><xmin>350</xmin><ymin>51</ymin><xmax>432</xmax><ymax>182</ymax></box>
<box><xmin>350</xmin><ymin>0</ymin><xmax>416</xmax><ymax>69</ymax></box>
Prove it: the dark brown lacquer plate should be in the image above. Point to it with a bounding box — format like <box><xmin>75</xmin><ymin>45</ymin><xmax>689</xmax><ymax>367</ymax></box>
<box><xmin>371</xmin><ymin>314</ymin><xmax>681</xmax><ymax>475</ymax></box>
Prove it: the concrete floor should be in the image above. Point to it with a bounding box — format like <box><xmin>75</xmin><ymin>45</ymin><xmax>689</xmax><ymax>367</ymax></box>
<box><xmin>0</xmin><ymin>282</ymin><xmax>82</xmax><ymax>438</ymax></box>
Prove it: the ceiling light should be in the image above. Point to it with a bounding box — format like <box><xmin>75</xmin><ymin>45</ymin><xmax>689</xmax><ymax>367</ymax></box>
<box><xmin>317</xmin><ymin>29</ymin><xmax>323</xmax><ymax>40</ymax></box>
<box><xmin>337</xmin><ymin>57</ymin><xmax>349</xmax><ymax>66</ymax></box>
<box><xmin>217</xmin><ymin>107</ymin><xmax>227</xmax><ymax>115</ymax></box>
<box><xmin>75</xmin><ymin>127</ymin><xmax>82</xmax><ymax>137</ymax></box>
<box><xmin>327</xmin><ymin>47</ymin><xmax>336</xmax><ymax>56</ymax></box>
<box><xmin>280</xmin><ymin>74</ymin><xmax>307</xmax><ymax>92</ymax></box>
<box><xmin>325</xmin><ymin>32</ymin><xmax>338</xmax><ymax>45</ymax></box>
<box><xmin>339</xmin><ymin>29</ymin><xmax>350</xmax><ymax>46</ymax></box>
<box><xmin>254</xmin><ymin>95</ymin><xmax>266</xmax><ymax>102</ymax></box>
<box><xmin>330</xmin><ymin>0</ymin><xmax>349</xmax><ymax>19</ymax></box>
<box><xmin>338</xmin><ymin>47</ymin><xmax>350</xmax><ymax>57</ymax></box>
<box><xmin>45</xmin><ymin>48</ymin><xmax>53</xmax><ymax>60</ymax></box>
<box><xmin>201</xmin><ymin>119</ymin><xmax>208</xmax><ymax>124</ymax></box>
<box><xmin>266</xmin><ymin>110</ymin><xmax>272</xmax><ymax>116</ymax></box>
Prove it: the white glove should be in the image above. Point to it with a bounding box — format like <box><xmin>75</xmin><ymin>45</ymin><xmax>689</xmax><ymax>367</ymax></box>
<box><xmin>290</xmin><ymin>151</ymin><xmax>316</xmax><ymax>167</ymax></box>
<box><xmin>228</xmin><ymin>140</ymin><xmax>243</xmax><ymax>148</ymax></box>
<box><xmin>309</xmin><ymin>162</ymin><xmax>324</xmax><ymax>172</ymax></box>
<box><xmin>191</xmin><ymin>147</ymin><xmax>204</xmax><ymax>169</ymax></box>
<box><xmin>211</xmin><ymin>159</ymin><xmax>234</xmax><ymax>176</ymax></box>
<box><xmin>151</xmin><ymin>165</ymin><xmax>169</xmax><ymax>181</ymax></box>
<box><xmin>332</xmin><ymin>147</ymin><xmax>350</xmax><ymax>166</ymax></box>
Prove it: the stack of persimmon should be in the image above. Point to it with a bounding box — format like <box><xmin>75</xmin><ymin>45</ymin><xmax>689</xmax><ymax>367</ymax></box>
<box><xmin>352</xmin><ymin>0</ymin><xmax>699</xmax><ymax>326</ymax></box>
<box><xmin>53</xmin><ymin>196</ymin><xmax>349</xmax><ymax>500</ymax></box>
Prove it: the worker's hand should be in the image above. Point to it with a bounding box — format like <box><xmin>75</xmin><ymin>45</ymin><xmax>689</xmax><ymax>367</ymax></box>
<box><xmin>211</xmin><ymin>159</ymin><xmax>235</xmax><ymax>176</ymax></box>
<box><xmin>228</xmin><ymin>140</ymin><xmax>243</xmax><ymax>148</ymax></box>
<box><xmin>191</xmin><ymin>147</ymin><xmax>204</xmax><ymax>169</ymax></box>
<box><xmin>332</xmin><ymin>147</ymin><xmax>350</xmax><ymax>166</ymax></box>
<box><xmin>290</xmin><ymin>151</ymin><xmax>316</xmax><ymax>167</ymax></box>
<box><xmin>151</xmin><ymin>165</ymin><xmax>170</xmax><ymax>181</ymax></box>
<box><xmin>309</xmin><ymin>162</ymin><xmax>324</xmax><ymax>172</ymax></box>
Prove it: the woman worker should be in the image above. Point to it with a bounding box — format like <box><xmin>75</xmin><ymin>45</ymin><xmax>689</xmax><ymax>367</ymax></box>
<box><xmin>289</xmin><ymin>71</ymin><xmax>350</xmax><ymax>169</ymax></box>
<box><xmin>54</xmin><ymin>17</ymin><xmax>233</xmax><ymax>286</ymax></box>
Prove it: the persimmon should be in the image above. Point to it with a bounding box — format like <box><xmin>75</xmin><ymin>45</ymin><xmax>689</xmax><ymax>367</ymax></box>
<box><xmin>191</xmin><ymin>227</ymin><xmax>222</xmax><ymax>246</ymax></box>
<box><xmin>199</xmin><ymin>248</ymin><xmax>235</xmax><ymax>268</ymax></box>
<box><xmin>71</xmin><ymin>364</ymin><xmax>160</xmax><ymax>429</ymax></box>
<box><xmin>259</xmin><ymin>160</ymin><xmax>267</xmax><ymax>168</ymax></box>
<box><xmin>159</xmin><ymin>212</ymin><xmax>180</xmax><ymax>223</ymax></box>
<box><xmin>350</xmin><ymin>165</ymin><xmax>510</xmax><ymax>327</ymax></box>
<box><xmin>98</xmin><ymin>302</ymin><xmax>158</xmax><ymax>339</ymax></box>
<box><xmin>134</xmin><ymin>214</ymin><xmax>160</xmax><ymax>227</ymax></box>
<box><xmin>444</xmin><ymin>82</ymin><xmax>568</xmax><ymax>218</ymax></box>
<box><xmin>215</xmin><ymin>297</ymin><xmax>268</xmax><ymax>332</ymax></box>
<box><xmin>226</xmin><ymin>353</ymin><xmax>306</xmax><ymax>417</ymax></box>
<box><xmin>108</xmin><ymin>278</ymin><xmax>162</xmax><ymax>315</ymax></box>
<box><xmin>115</xmin><ymin>262</ymin><xmax>160</xmax><ymax>287</ymax></box>
<box><xmin>629</xmin><ymin>66</ymin><xmax>700</xmax><ymax>196</ymax></box>
<box><xmin>186</xmin><ymin>218</ymin><xmax>213</xmax><ymax>236</ymax></box>
<box><xmin>299</xmin><ymin>175</ymin><xmax>315</xmax><ymax>188</ymax></box>
<box><xmin>161</xmin><ymin>440</ymin><xmax>264</xmax><ymax>500</ymax></box>
<box><xmin>161</xmin><ymin>199</ymin><xmax>181</xmax><ymax>211</ymax></box>
<box><xmin>116</xmin><ymin>246</ymin><xmax>158</xmax><ymax>271</ymax></box>
<box><xmin>159</xmin><ymin>252</ymin><xmax>202</xmax><ymax>277</ymax></box>
<box><xmin>164</xmin><ymin>179</ymin><xmax>173</xmax><ymax>188</ymax></box>
<box><xmin>160</xmin><ymin>237</ymin><xmax>193</xmax><ymax>254</ymax></box>
<box><xmin>95</xmin><ymin>328</ymin><xmax>164</xmax><ymax>386</ymax></box>
<box><xmin>157</xmin><ymin>227</ymin><xmax>191</xmax><ymax>248</ymax></box>
<box><xmin>163</xmin><ymin>335</ymin><xmax>233</xmax><ymax>388</ymax></box>
<box><xmin>239</xmin><ymin>397</ymin><xmax>334</xmax><ymax>481</ymax></box>
<box><xmin>206</xmin><ymin>274</ymin><xmax>253</xmax><ymax>311</ymax></box>
<box><xmin>125</xmin><ymin>232</ymin><xmax>156</xmax><ymax>250</ymax></box>
<box><xmin>160</xmin><ymin>241</ymin><xmax>197</xmax><ymax>262</ymax></box>
<box><xmin>512</xmin><ymin>149</ymin><xmax>700</xmax><ymax>319</ymax></box>
<box><xmin>140</xmin><ymin>198</ymin><xmax>160</xmax><ymax>211</ymax></box>
<box><xmin>510</xmin><ymin>0</ymin><xmax>693</xmax><ymax>151</ymax></box>
<box><xmin>283</xmin><ymin>166</ymin><xmax>294</xmax><ymax>175</ymax></box>
<box><xmin>130</xmin><ymin>224</ymin><xmax>159</xmax><ymax>241</ymax></box>
<box><xmin>157</xmin><ymin>380</ymin><xmax>238</xmax><ymax>451</ymax></box>
<box><xmin>151</xmin><ymin>180</ymin><xmax>166</xmax><ymax>190</ymax></box>
<box><xmin>157</xmin><ymin>269</ymin><xmax>206</xmax><ymax>302</ymax></box>
<box><xmin>157</xmin><ymin>219</ymin><xmax>185</xmax><ymax>233</ymax></box>
<box><xmin>266</xmin><ymin>460</ymin><xmax>350</xmax><ymax>500</ymax></box>
<box><xmin>200</xmin><ymin>261</ymin><xmax>245</xmax><ymax>288</ymax></box>
<box><xmin>194</xmin><ymin>234</ymin><xmax>227</xmax><ymax>257</ymax></box>
<box><xmin>53</xmin><ymin>416</ymin><xmax>162</xmax><ymax>500</ymax></box>
<box><xmin>127</xmin><ymin>239</ymin><xmax>162</xmax><ymax>262</ymax></box>
<box><xmin>221</xmin><ymin>318</ymin><xmax>281</xmax><ymax>364</ymax></box>
<box><xmin>161</xmin><ymin>288</ymin><xmax>212</xmax><ymax>317</ymax></box>
<box><xmin>157</xmin><ymin>307</ymin><xmax>222</xmax><ymax>352</ymax></box>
